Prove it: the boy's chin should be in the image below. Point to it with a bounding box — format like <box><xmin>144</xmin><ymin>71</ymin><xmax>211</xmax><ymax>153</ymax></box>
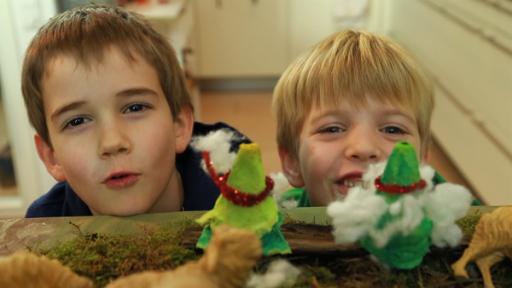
<box><xmin>322</xmin><ymin>183</ymin><xmax>368</xmax><ymax>205</ymax></box>
<box><xmin>335</xmin><ymin>186</ymin><xmax>350</xmax><ymax>198</ymax></box>
<box><xmin>311</xmin><ymin>194</ymin><xmax>342</xmax><ymax>206</ymax></box>
<box><xmin>90</xmin><ymin>206</ymin><xmax>148</xmax><ymax>217</ymax></box>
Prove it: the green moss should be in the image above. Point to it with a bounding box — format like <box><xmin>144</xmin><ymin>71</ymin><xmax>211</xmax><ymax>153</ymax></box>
<box><xmin>456</xmin><ymin>210</ymin><xmax>482</xmax><ymax>239</ymax></box>
<box><xmin>33</xmin><ymin>221</ymin><xmax>200</xmax><ymax>288</ymax></box>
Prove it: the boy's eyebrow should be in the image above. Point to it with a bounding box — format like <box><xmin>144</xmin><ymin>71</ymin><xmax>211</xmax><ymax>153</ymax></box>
<box><xmin>310</xmin><ymin>108</ymin><xmax>416</xmax><ymax>123</ymax></box>
<box><xmin>379</xmin><ymin>108</ymin><xmax>416</xmax><ymax>123</ymax></box>
<box><xmin>50</xmin><ymin>88</ymin><xmax>159</xmax><ymax>122</ymax></box>
<box><xmin>50</xmin><ymin>101</ymin><xmax>86</xmax><ymax>123</ymax></box>
<box><xmin>116</xmin><ymin>87</ymin><xmax>159</xmax><ymax>98</ymax></box>
<box><xmin>308</xmin><ymin>110</ymin><xmax>344</xmax><ymax>125</ymax></box>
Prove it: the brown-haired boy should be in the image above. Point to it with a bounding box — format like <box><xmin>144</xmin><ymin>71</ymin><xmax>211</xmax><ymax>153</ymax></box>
<box><xmin>23</xmin><ymin>5</ymin><xmax>249</xmax><ymax>217</ymax></box>
<box><xmin>273</xmin><ymin>30</ymin><xmax>444</xmax><ymax>207</ymax></box>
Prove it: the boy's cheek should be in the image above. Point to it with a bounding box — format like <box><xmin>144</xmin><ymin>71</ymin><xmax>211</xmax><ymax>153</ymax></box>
<box><xmin>308</xmin><ymin>194</ymin><xmax>330</xmax><ymax>207</ymax></box>
<box><xmin>56</xmin><ymin>154</ymin><xmax>91</xmax><ymax>183</ymax></box>
<box><xmin>34</xmin><ymin>134</ymin><xmax>67</xmax><ymax>182</ymax></box>
<box><xmin>304</xmin><ymin>172</ymin><xmax>335</xmax><ymax>206</ymax></box>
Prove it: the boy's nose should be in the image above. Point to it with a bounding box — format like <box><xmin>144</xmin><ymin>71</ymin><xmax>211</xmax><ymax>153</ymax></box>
<box><xmin>343</xmin><ymin>129</ymin><xmax>382</xmax><ymax>163</ymax></box>
<box><xmin>348</xmin><ymin>149</ymin><xmax>379</xmax><ymax>162</ymax></box>
<box><xmin>98</xmin><ymin>124</ymin><xmax>131</xmax><ymax>157</ymax></box>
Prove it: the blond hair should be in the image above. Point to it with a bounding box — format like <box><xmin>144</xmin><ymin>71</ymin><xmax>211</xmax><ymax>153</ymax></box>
<box><xmin>22</xmin><ymin>4</ymin><xmax>191</xmax><ymax>145</ymax></box>
<box><xmin>272</xmin><ymin>30</ymin><xmax>433</xmax><ymax>158</ymax></box>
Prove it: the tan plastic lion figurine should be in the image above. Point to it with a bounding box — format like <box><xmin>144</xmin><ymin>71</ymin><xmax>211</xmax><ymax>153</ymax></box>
<box><xmin>0</xmin><ymin>251</ymin><xmax>93</xmax><ymax>288</ymax></box>
<box><xmin>0</xmin><ymin>225</ymin><xmax>261</xmax><ymax>288</ymax></box>
<box><xmin>106</xmin><ymin>225</ymin><xmax>262</xmax><ymax>288</ymax></box>
<box><xmin>452</xmin><ymin>206</ymin><xmax>512</xmax><ymax>288</ymax></box>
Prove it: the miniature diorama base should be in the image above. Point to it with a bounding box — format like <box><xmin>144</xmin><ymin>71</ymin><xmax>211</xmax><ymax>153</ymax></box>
<box><xmin>0</xmin><ymin>207</ymin><xmax>511</xmax><ymax>287</ymax></box>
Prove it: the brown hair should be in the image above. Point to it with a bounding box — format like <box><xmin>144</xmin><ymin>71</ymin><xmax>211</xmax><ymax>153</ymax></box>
<box><xmin>272</xmin><ymin>30</ymin><xmax>433</xmax><ymax>158</ymax></box>
<box><xmin>22</xmin><ymin>4</ymin><xmax>191</xmax><ymax>145</ymax></box>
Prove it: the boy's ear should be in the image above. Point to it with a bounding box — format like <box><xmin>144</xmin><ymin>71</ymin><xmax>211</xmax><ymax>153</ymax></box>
<box><xmin>278</xmin><ymin>147</ymin><xmax>304</xmax><ymax>187</ymax></box>
<box><xmin>421</xmin><ymin>148</ymin><xmax>429</xmax><ymax>163</ymax></box>
<box><xmin>34</xmin><ymin>134</ymin><xmax>66</xmax><ymax>182</ymax></box>
<box><xmin>174</xmin><ymin>106</ymin><xmax>194</xmax><ymax>154</ymax></box>
<box><xmin>421</xmin><ymin>139</ymin><xmax>431</xmax><ymax>163</ymax></box>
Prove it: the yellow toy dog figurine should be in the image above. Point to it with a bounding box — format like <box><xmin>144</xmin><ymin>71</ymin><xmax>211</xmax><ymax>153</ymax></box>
<box><xmin>452</xmin><ymin>206</ymin><xmax>512</xmax><ymax>288</ymax></box>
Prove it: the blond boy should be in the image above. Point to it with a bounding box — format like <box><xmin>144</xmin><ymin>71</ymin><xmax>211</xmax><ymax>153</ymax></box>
<box><xmin>273</xmin><ymin>30</ymin><xmax>442</xmax><ymax>206</ymax></box>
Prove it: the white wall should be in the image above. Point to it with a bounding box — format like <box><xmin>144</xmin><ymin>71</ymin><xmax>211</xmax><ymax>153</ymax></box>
<box><xmin>0</xmin><ymin>0</ymin><xmax>57</xmax><ymax>216</ymax></box>
<box><xmin>381</xmin><ymin>0</ymin><xmax>512</xmax><ymax>205</ymax></box>
<box><xmin>288</xmin><ymin>0</ymin><xmax>340</xmax><ymax>60</ymax></box>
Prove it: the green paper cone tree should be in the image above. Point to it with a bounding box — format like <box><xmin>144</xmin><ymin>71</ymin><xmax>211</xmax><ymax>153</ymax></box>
<box><xmin>227</xmin><ymin>143</ymin><xmax>265</xmax><ymax>194</ymax></box>
<box><xmin>361</xmin><ymin>141</ymin><xmax>433</xmax><ymax>269</ymax></box>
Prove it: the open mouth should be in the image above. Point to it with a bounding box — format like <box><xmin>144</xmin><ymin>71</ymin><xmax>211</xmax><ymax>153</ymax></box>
<box><xmin>335</xmin><ymin>172</ymin><xmax>366</xmax><ymax>197</ymax></box>
<box><xmin>340</xmin><ymin>178</ymin><xmax>365</xmax><ymax>188</ymax></box>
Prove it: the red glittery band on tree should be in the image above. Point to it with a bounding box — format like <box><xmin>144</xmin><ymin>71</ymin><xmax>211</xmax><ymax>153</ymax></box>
<box><xmin>202</xmin><ymin>151</ymin><xmax>274</xmax><ymax>207</ymax></box>
<box><xmin>374</xmin><ymin>176</ymin><xmax>426</xmax><ymax>194</ymax></box>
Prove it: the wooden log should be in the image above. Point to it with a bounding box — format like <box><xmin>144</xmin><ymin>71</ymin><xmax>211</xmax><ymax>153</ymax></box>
<box><xmin>181</xmin><ymin>223</ymin><xmax>471</xmax><ymax>255</ymax></box>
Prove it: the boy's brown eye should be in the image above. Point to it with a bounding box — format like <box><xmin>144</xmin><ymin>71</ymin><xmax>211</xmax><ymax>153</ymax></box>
<box><xmin>124</xmin><ymin>103</ymin><xmax>149</xmax><ymax>113</ymax></box>
<box><xmin>70</xmin><ymin>118</ymin><xmax>84</xmax><ymax>126</ymax></box>
<box><xmin>63</xmin><ymin>117</ymin><xmax>90</xmax><ymax>130</ymax></box>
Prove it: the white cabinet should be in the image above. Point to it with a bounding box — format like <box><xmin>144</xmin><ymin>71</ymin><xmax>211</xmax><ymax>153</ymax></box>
<box><xmin>191</xmin><ymin>0</ymin><xmax>369</xmax><ymax>78</ymax></box>
<box><xmin>192</xmin><ymin>0</ymin><xmax>289</xmax><ymax>77</ymax></box>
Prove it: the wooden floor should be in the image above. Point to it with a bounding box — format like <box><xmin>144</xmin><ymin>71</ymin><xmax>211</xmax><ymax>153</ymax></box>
<box><xmin>200</xmin><ymin>90</ymin><xmax>470</xmax><ymax>187</ymax></box>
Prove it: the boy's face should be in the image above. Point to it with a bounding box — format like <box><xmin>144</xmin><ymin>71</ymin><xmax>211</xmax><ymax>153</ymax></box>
<box><xmin>36</xmin><ymin>47</ymin><xmax>193</xmax><ymax>216</ymax></box>
<box><xmin>280</xmin><ymin>97</ymin><xmax>422</xmax><ymax>206</ymax></box>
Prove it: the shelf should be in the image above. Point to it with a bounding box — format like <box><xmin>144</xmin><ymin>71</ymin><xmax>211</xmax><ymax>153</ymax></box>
<box><xmin>123</xmin><ymin>0</ymin><xmax>186</xmax><ymax>21</ymax></box>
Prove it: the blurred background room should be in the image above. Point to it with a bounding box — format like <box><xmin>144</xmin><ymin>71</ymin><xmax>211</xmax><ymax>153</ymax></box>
<box><xmin>0</xmin><ymin>0</ymin><xmax>511</xmax><ymax>216</ymax></box>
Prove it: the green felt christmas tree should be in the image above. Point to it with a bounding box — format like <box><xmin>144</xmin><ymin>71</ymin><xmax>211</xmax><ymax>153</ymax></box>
<box><xmin>196</xmin><ymin>143</ymin><xmax>291</xmax><ymax>255</ymax></box>
<box><xmin>360</xmin><ymin>142</ymin><xmax>433</xmax><ymax>269</ymax></box>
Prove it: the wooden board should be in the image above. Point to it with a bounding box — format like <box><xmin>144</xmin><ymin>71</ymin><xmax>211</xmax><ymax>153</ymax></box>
<box><xmin>0</xmin><ymin>206</ymin><xmax>493</xmax><ymax>256</ymax></box>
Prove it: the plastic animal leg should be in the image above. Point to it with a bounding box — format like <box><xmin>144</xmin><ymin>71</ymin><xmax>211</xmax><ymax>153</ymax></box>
<box><xmin>476</xmin><ymin>251</ymin><xmax>503</xmax><ymax>288</ymax></box>
<box><xmin>452</xmin><ymin>246</ymin><xmax>483</xmax><ymax>278</ymax></box>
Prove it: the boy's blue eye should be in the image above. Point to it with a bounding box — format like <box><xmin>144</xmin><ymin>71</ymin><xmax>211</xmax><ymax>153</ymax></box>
<box><xmin>319</xmin><ymin>126</ymin><xmax>344</xmax><ymax>134</ymax></box>
<box><xmin>381</xmin><ymin>126</ymin><xmax>406</xmax><ymax>134</ymax></box>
